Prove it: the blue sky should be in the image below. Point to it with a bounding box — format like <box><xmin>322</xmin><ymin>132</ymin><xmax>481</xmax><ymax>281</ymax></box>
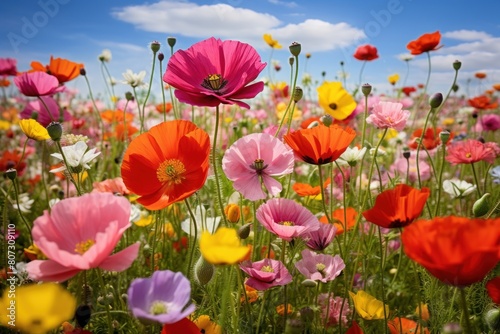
<box><xmin>1</xmin><ymin>0</ymin><xmax>500</xmax><ymax>102</ymax></box>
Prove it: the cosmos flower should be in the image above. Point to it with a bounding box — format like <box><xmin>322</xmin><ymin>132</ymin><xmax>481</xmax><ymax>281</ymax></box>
<box><xmin>50</xmin><ymin>141</ymin><xmax>101</xmax><ymax>174</ymax></box>
<box><xmin>164</xmin><ymin>37</ymin><xmax>266</xmax><ymax>109</ymax></box>
<box><xmin>122</xmin><ymin>69</ymin><xmax>147</xmax><ymax>88</ymax></box>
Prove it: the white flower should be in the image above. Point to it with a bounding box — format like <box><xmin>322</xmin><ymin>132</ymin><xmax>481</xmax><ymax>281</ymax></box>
<box><xmin>10</xmin><ymin>193</ymin><xmax>34</xmax><ymax>213</ymax></box>
<box><xmin>98</xmin><ymin>49</ymin><xmax>112</xmax><ymax>62</ymax></box>
<box><xmin>50</xmin><ymin>141</ymin><xmax>100</xmax><ymax>173</ymax></box>
<box><xmin>443</xmin><ymin>179</ymin><xmax>476</xmax><ymax>199</ymax></box>
<box><xmin>122</xmin><ymin>69</ymin><xmax>147</xmax><ymax>88</ymax></box>
<box><xmin>181</xmin><ymin>205</ymin><xmax>220</xmax><ymax>238</ymax></box>
<box><xmin>398</xmin><ymin>53</ymin><xmax>414</xmax><ymax>62</ymax></box>
<box><xmin>336</xmin><ymin>146</ymin><xmax>367</xmax><ymax>167</ymax></box>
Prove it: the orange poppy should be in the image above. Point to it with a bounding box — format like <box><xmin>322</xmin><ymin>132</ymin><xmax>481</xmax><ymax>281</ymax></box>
<box><xmin>475</xmin><ymin>72</ymin><xmax>487</xmax><ymax>79</ymax></box>
<box><xmin>121</xmin><ymin>120</ymin><xmax>210</xmax><ymax>210</ymax></box>
<box><xmin>30</xmin><ymin>56</ymin><xmax>83</xmax><ymax>83</ymax></box>
<box><xmin>362</xmin><ymin>184</ymin><xmax>430</xmax><ymax>228</ymax></box>
<box><xmin>161</xmin><ymin>318</ymin><xmax>199</xmax><ymax>334</ymax></box>
<box><xmin>388</xmin><ymin>317</ymin><xmax>429</xmax><ymax>334</ymax></box>
<box><xmin>0</xmin><ymin>77</ymin><xmax>10</xmax><ymax>87</ymax></box>
<box><xmin>292</xmin><ymin>178</ymin><xmax>331</xmax><ymax>197</ymax></box>
<box><xmin>100</xmin><ymin>109</ymin><xmax>135</xmax><ymax>123</ymax></box>
<box><xmin>284</xmin><ymin>124</ymin><xmax>356</xmax><ymax>165</ymax></box>
<box><xmin>408</xmin><ymin>127</ymin><xmax>453</xmax><ymax>150</ymax></box>
<box><xmin>320</xmin><ymin>207</ymin><xmax>357</xmax><ymax>235</ymax></box>
<box><xmin>468</xmin><ymin>95</ymin><xmax>499</xmax><ymax>110</ymax></box>
<box><xmin>104</xmin><ymin>123</ymin><xmax>139</xmax><ymax>141</ymax></box>
<box><xmin>402</xmin><ymin>216</ymin><xmax>500</xmax><ymax>286</ymax></box>
<box><xmin>155</xmin><ymin>102</ymin><xmax>173</xmax><ymax>113</ymax></box>
<box><xmin>406</xmin><ymin>31</ymin><xmax>441</xmax><ymax>55</ymax></box>
<box><xmin>493</xmin><ymin>83</ymin><xmax>500</xmax><ymax>91</ymax></box>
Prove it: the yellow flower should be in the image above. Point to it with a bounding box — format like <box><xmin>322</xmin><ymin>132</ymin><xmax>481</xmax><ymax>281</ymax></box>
<box><xmin>276</xmin><ymin>101</ymin><xmax>302</xmax><ymax>121</ymax></box>
<box><xmin>0</xmin><ymin>120</ymin><xmax>11</xmax><ymax>130</ymax></box>
<box><xmin>317</xmin><ymin>81</ymin><xmax>357</xmax><ymax>120</ymax></box>
<box><xmin>442</xmin><ymin>118</ymin><xmax>454</xmax><ymax>126</ymax></box>
<box><xmin>0</xmin><ymin>283</ymin><xmax>76</xmax><ymax>334</ymax></box>
<box><xmin>135</xmin><ymin>211</ymin><xmax>153</xmax><ymax>227</ymax></box>
<box><xmin>200</xmin><ymin>227</ymin><xmax>250</xmax><ymax>265</ymax></box>
<box><xmin>349</xmin><ymin>290</ymin><xmax>389</xmax><ymax>320</ymax></box>
<box><xmin>18</xmin><ymin>119</ymin><xmax>50</xmax><ymax>141</ymax></box>
<box><xmin>388</xmin><ymin>73</ymin><xmax>400</xmax><ymax>85</ymax></box>
<box><xmin>194</xmin><ymin>315</ymin><xmax>222</xmax><ymax>334</ymax></box>
<box><xmin>263</xmin><ymin>33</ymin><xmax>282</xmax><ymax>49</ymax></box>
<box><xmin>381</xmin><ymin>128</ymin><xmax>398</xmax><ymax>140</ymax></box>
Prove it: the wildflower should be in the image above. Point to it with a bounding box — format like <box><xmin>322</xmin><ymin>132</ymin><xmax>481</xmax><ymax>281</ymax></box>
<box><xmin>14</xmin><ymin>71</ymin><xmax>62</xmax><ymax>96</ymax></box>
<box><xmin>317</xmin><ymin>81</ymin><xmax>357</xmax><ymax>120</ymax></box>
<box><xmin>0</xmin><ymin>149</ymin><xmax>26</xmax><ymax>176</ymax></box>
<box><xmin>256</xmin><ymin>198</ymin><xmax>320</xmax><ymax>242</ymax></box>
<box><xmin>276</xmin><ymin>304</ymin><xmax>293</xmax><ymax>316</ymax></box>
<box><xmin>349</xmin><ymin>290</ymin><xmax>389</xmax><ymax>320</ymax></box>
<box><xmin>224</xmin><ymin>203</ymin><xmax>241</xmax><ymax>223</ymax></box>
<box><xmin>199</xmin><ymin>227</ymin><xmax>250</xmax><ymax>265</ymax></box>
<box><xmin>363</xmin><ymin>184</ymin><xmax>429</xmax><ymax>228</ymax></box>
<box><xmin>30</xmin><ymin>56</ymin><xmax>84</xmax><ymax>83</ymax></box>
<box><xmin>222</xmin><ymin>133</ymin><xmax>294</xmax><ymax>201</ymax></box>
<box><xmin>336</xmin><ymin>146</ymin><xmax>367</xmax><ymax>167</ymax></box>
<box><xmin>446</xmin><ymin>139</ymin><xmax>496</xmax><ymax>165</ymax></box>
<box><xmin>406</xmin><ymin>31</ymin><xmax>441</xmax><ymax>55</ymax></box>
<box><xmin>98</xmin><ymin>49</ymin><xmax>112</xmax><ymax>62</ymax></box>
<box><xmin>181</xmin><ymin>205</ymin><xmax>220</xmax><ymax>237</ymax></box>
<box><xmin>263</xmin><ymin>33</ymin><xmax>282</xmax><ymax>49</ymax></box>
<box><xmin>476</xmin><ymin>113</ymin><xmax>500</xmax><ymax>131</ymax></box>
<box><xmin>353</xmin><ymin>44</ymin><xmax>379</xmax><ymax>61</ymax></box>
<box><xmin>284</xmin><ymin>124</ymin><xmax>356</xmax><ymax>165</ymax></box>
<box><xmin>304</xmin><ymin>221</ymin><xmax>337</xmax><ymax>251</ymax></box>
<box><xmin>50</xmin><ymin>141</ymin><xmax>100</xmax><ymax>174</ymax></box>
<box><xmin>490</xmin><ymin>166</ymin><xmax>500</xmax><ymax>184</ymax></box>
<box><xmin>121</xmin><ymin>120</ymin><xmax>210</xmax><ymax>210</ymax></box>
<box><xmin>128</xmin><ymin>270</ymin><xmax>195</xmax><ymax>324</ymax></box>
<box><xmin>408</xmin><ymin>127</ymin><xmax>451</xmax><ymax>150</ymax></box>
<box><xmin>26</xmin><ymin>193</ymin><xmax>140</xmax><ymax>282</ymax></box>
<box><xmin>155</xmin><ymin>102</ymin><xmax>173</xmax><ymax>113</ymax></box>
<box><xmin>486</xmin><ymin>277</ymin><xmax>500</xmax><ymax>305</ymax></box>
<box><xmin>402</xmin><ymin>216</ymin><xmax>500</xmax><ymax>286</ymax></box>
<box><xmin>366</xmin><ymin>101</ymin><xmax>410</xmax><ymax>131</ymax></box>
<box><xmin>318</xmin><ymin>294</ymin><xmax>352</xmax><ymax>327</ymax></box>
<box><xmin>295</xmin><ymin>249</ymin><xmax>345</xmax><ymax>283</ymax></box>
<box><xmin>0</xmin><ymin>57</ymin><xmax>17</xmax><ymax>76</ymax></box>
<box><xmin>193</xmin><ymin>315</ymin><xmax>222</xmax><ymax>334</ymax></box>
<box><xmin>241</xmin><ymin>285</ymin><xmax>259</xmax><ymax>303</ymax></box>
<box><xmin>18</xmin><ymin>119</ymin><xmax>50</xmax><ymax>141</ymax></box>
<box><xmin>321</xmin><ymin>207</ymin><xmax>358</xmax><ymax>235</ymax></box>
<box><xmin>122</xmin><ymin>69</ymin><xmax>147</xmax><ymax>88</ymax></box>
<box><xmin>390</xmin><ymin>156</ymin><xmax>432</xmax><ymax>183</ymax></box>
<box><xmin>0</xmin><ymin>283</ymin><xmax>76</xmax><ymax>334</ymax></box>
<box><xmin>292</xmin><ymin>182</ymin><xmax>322</xmax><ymax>197</ymax></box>
<box><xmin>20</xmin><ymin>96</ymin><xmax>72</xmax><ymax>127</ymax></box>
<box><xmin>401</xmin><ymin>86</ymin><xmax>416</xmax><ymax>96</ymax></box>
<box><xmin>388</xmin><ymin>73</ymin><xmax>400</xmax><ymax>85</ymax></box>
<box><xmin>388</xmin><ymin>317</ymin><xmax>429</xmax><ymax>334</ymax></box>
<box><xmin>161</xmin><ymin>318</ymin><xmax>200</xmax><ymax>334</ymax></box>
<box><xmin>415</xmin><ymin>303</ymin><xmax>430</xmax><ymax>322</ymax></box>
<box><xmin>468</xmin><ymin>95</ymin><xmax>498</xmax><ymax>110</ymax></box>
<box><xmin>442</xmin><ymin>179</ymin><xmax>476</xmax><ymax>199</ymax></box>
<box><xmin>9</xmin><ymin>192</ymin><xmax>34</xmax><ymax>213</ymax></box>
<box><xmin>164</xmin><ymin>37</ymin><xmax>266</xmax><ymax>109</ymax></box>
<box><xmin>240</xmin><ymin>258</ymin><xmax>292</xmax><ymax>290</ymax></box>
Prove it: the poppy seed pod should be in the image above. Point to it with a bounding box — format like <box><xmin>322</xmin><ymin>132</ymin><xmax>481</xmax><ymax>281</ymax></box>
<box><xmin>150</xmin><ymin>41</ymin><xmax>160</xmax><ymax>53</ymax></box>
<box><xmin>320</xmin><ymin>114</ymin><xmax>333</xmax><ymax>127</ymax></box>
<box><xmin>158</xmin><ymin>53</ymin><xmax>164</xmax><ymax>62</ymax></box>
<box><xmin>289</xmin><ymin>42</ymin><xmax>301</xmax><ymax>57</ymax></box>
<box><xmin>167</xmin><ymin>37</ymin><xmax>176</xmax><ymax>48</ymax></box>
<box><xmin>79</xmin><ymin>68</ymin><xmax>86</xmax><ymax>76</ymax></box>
<box><xmin>5</xmin><ymin>168</ymin><xmax>17</xmax><ymax>181</ymax></box>
<box><xmin>453</xmin><ymin>60</ymin><xmax>462</xmax><ymax>71</ymax></box>
<box><xmin>293</xmin><ymin>86</ymin><xmax>303</xmax><ymax>102</ymax></box>
<box><xmin>429</xmin><ymin>92</ymin><xmax>443</xmax><ymax>108</ymax></box>
<box><xmin>362</xmin><ymin>83</ymin><xmax>372</xmax><ymax>96</ymax></box>
<box><xmin>46</xmin><ymin>122</ymin><xmax>63</xmax><ymax>141</ymax></box>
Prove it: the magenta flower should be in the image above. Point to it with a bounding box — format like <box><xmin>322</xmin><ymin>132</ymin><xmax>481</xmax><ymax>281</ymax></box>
<box><xmin>0</xmin><ymin>58</ymin><xmax>17</xmax><ymax>76</ymax></box>
<box><xmin>240</xmin><ymin>258</ymin><xmax>292</xmax><ymax>291</ymax></box>
<box><xmin>475</xmin><ymin>114</ymin><xmax>500</xmax><ymax>132</ymax></box>
<box><xmin>256</xmin><ymin>198</ymin><xmax>320</xmax><ymax>241</ymax></box>
<box><xmin>127</xmin><ymin>270</ymin><xmax>195</xmax><ymax>324</ymax></box>
<box><xmin>222</xmin><ymin>133</ymin><xmax>295</xmax><ymax>201</ymax></box>
<box><xmin>366</xmin><ymin>101</ymin><xmax>410</xmax><ymax>131</ymax></box>
<box><xmin>14</xmin><ymin>71</ymin><xmax>62</xmax><ymax>97</ymax></box>
<box><xmin>305</xmin><ymin>222</ymin><xmax>337</xmax><ymax>251</ymax></box>
<box><xmin>20</xmin><ymin>96</ymin><xmax>72</xmax><ymax>127</ymax></box>
<box><xmin>295</xmin><ymin>249</ymin><xmax>345</xmax><ymax>283</ymax></box>
<box><xmin>26</xmin><ymin>192</ymin><xmax>140</xmax><ymax>282</ymax></box>
<box><xmin>163</xmin><ymin>37</ymin><xmax>266</xmax><ymax>109</ymax></box>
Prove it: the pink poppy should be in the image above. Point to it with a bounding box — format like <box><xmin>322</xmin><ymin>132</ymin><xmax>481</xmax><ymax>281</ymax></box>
<box><xmin>304</xmin><ymin>222</ymin><xmax>337</xmax><ymax>251</ymax></box>
<box><xmin>256</xmin><ymin>198</ymin><xmax>320</xmax><ymax>241</ymax></box>
<box><xmin>92</xmin><ymin>177</ymin><xmax>130</xmax><ymax>196</ymax></box>
<box><xmin>222</xmin><ymin>133</ymin><xmax>295</xmax><ymax>201</ymax></box>
<box><xmin>14</xmin><ymin>71</ymin><xmax>62</xmax><ymax>97</ymax></box>
<box><xmin>446</xmin><ymin>139</ymin><xmax>496</xmax><ymax>165</ymax></box>
<box><xmin>163</xmin><ymin>37</ymin><xmax>266</xmax><ymax>109</ymax></box>
<box><xmin>366</xmin><ymin>101</ymin><xmax>410</xmax><ymax>131</ymax></box>
<box><xmin>26</xmin><ymin>192</ymin><xmax>140</xmax><ymax>282</ymax></box>
<box><xmin>240</xmin><ymin>258</ymin><xmax>292</xmax><ymax>291</ymax></box>
<box><xmin>294</xmin><ymin>249</ymin><xmax>345</xmax><ymax>283</ymax></box>
<box><xmin>0</xmin><ymin>58</ymin><xmax>17</xmax><ymax>76</ymax></box>
<box><xmin>475</xmin><ymin>114</ymin><xmax>500</xmax><ymax>132</ymax></box>
<box><xmin>20</xmin><ymin>96</ymin><xmax>72</xmax><ymax>127</ymax></box>
<box><xmin>390</xmin><ymin>156</ymin><xmax>431</xmax><ymax>183</ymax></box>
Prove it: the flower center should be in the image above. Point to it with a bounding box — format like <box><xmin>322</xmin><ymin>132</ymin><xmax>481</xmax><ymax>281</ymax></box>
<box><xmin>316</xmin><ymin>263</ymin><xmax>326</xmax><ymax>273</ymax></box>
<box><xmin>329</xmin><ymin>103</ymin><xmax>338</xmax><ymax>110</ymax></box>
<box><xmin>250</xmin><ymin>158</ymin><xmax>268</xmax><ymax>175</ymax></box>
<box><xmin>279</xmin><ymin>221</ymin><xmax>294</xmax><ymax>226</ymax></box>
<box><xmin>75</xmin><ymin>239</ymin><xmax>96</xmax><ymax>254</ymax></box>
<box><xmin>149</xmin><ymin>301</ymin><xmax>168</xmax><ymax>315</ymax></box>
<box><xmin>465</xmin><ymin>152</ymin><xmax>472</xmax><ymax>158</ymax></box>
<box><xmin>157</xmin><ymin>159</ymin><xmax>186</xmax><ymax>185</ymax></box>
<box><xmin>261</xmin><ymin>265</ymin><xmax>274</xmax><ymax>273</ymax></box>
<box><xmin>201</xmin><ymin>73</ymin><xmax>228</xmax><ymax>92</ymax></box>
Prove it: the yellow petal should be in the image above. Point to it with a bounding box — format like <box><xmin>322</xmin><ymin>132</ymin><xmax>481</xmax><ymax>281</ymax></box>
<box><xmin>18</xmin><ymin>119</ymin><xmax>50</xmax><ymax>141</ymax></box>
<box><xmin>200</xmin><ymin>228</ymin><xmax>250</xmax><ymax>265</ymax></box>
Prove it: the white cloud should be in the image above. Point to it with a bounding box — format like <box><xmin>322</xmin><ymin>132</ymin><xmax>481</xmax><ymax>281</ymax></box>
<box><xmin>268</xmin><ymin>0</ymin><xmax>298</xmax><ymax>8</ymax></box>
<box><xmin>443</xmin><ymin>29</ymin><xmax>492</xmax><ymax>41</ymax></box>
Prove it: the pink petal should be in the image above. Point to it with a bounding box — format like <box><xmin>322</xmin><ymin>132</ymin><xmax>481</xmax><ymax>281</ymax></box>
<box><xmin>98</xmin><ymin>242</ymin><xmax>140</xmax><ymax>272</ymax></box>
<box><xmin>26</xmin><ymin>259</ymin><xmax>81</xmax><ymax>282</ymax></box>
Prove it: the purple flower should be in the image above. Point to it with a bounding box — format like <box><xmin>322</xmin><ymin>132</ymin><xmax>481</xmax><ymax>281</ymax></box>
<box><xmin>240</xmin><ymin>258</ymin><xmax>292</xmax><ymax>291</ymax></box>
<box><xmin>222</xmin><ymin>133</ymin><xmax>295</xmax><ymax>201</ymax></box>
<box><xmin>294</xmin><ymin>249</ymin><xmax>345</xmax><ymax>283</ymax></box>
<box><xmin>256</xmin><ymin>198</ymin><xmax>320</xmax><ymax>241</ymax></box>
<box><xmin>305</xmin><ymin>221</ymin><xmax>337</xmax><ymax>251</ymax></box>
<box><xmin>20</xmin><ymin>96</ymin><xmax>72</xmax><ymax>127</ymax></box>
<box><xmin>127</xmin><ymin>270</ymin><xmax>195</xmax><ymax>324</ymax></box>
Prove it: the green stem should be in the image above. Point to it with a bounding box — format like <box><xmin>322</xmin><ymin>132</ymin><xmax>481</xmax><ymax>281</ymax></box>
<box><xmin>95</xmin><ymin>269</ymin><xmax>114</xmax><ymax>334</ymax></box>
<box><xmin>184</xmin><ymin>199</ymin><xmax>198</xmax><ymax>280</ymax></box>
<box><xmin>141</xmin><ymin>50</ymin><xmax>158</xmax><ymax>132</ymax></box>
<box><xmin>378</xmin><ymin>227</ymin><xmax>389</xmax><ymax>334</ymax></box>
<box><xmin>158</xmin><ymin>57</ymin><xmax>167</xmax><ymax>123</ymax></box>
<box><xmin>54</xmin><ymin>141</ymin><xmax>82</xmax><ymax>195</ymax></box>
<box><xmin>459</xmin><ymin>287</ymin><xmax>475</xmax><ymax>334</ymax></box>
<box><xmin>433</xmin><ymin>143</ymin><xmax>447</xmax><ymax>217</ymax></box>
<box><xmin>470</xmin><ymin>163</ymin><xmax>482</xmax><ymax>197</ymax></box>
<box><xmin>411</xmin><ymin>51</ymin><xmax>432</xmax><ymax>128</ymax></box>
<box><xmin>212</xmin><ymin>105</ymin><xmax>228</xmax><ymax>225</ymax></box>
<box><xmin>168</xmin><ymin>44</ymin><xmax>179</xmax><ymax>120</ymax></box>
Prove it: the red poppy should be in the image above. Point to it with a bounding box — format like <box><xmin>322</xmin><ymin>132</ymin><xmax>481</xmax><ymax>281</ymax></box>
<box><xmin>401</xmin><ymin>86</ymin><xmax>416</xmax><ymax>97</ymax></box>
<box><xmin>486</xmin><ymin>277</ymin><xmax>500</xmax><ymax>305</ymax></box>
<box><xmin>284</xmin><ymin>124</ymin><xmax>356</xmax><ymax>165</ymax></box>
<box><xmin>0</xmin><ymin>77</ymin><xmax>10</xmax><ymax>87</ymax></box>
<box><xmin>0</xmin><ymin>149</ymin><xmax>27</xmax><ymax>176</ymax></box>
<box><xmin>353</xmin><ymin>44</ymin><xmax>379</xmax><ymax>61</ymax></box>
<box><xmin>121</xmin><ymin>120</ymin><xmax>210</xmax><ymax>210</ymax></box>
<box><xmin>30</xmin><ymin>56</ymin><xmax>83</xmax><ymax>83</ymax></box>
<box><xmin>402</xmin><ymin>216</ymin><xmax>500</xmax><ymax>286</ymax></box>
<box><xmin>161</xmin><ymin>318</ymin><xmax>199</xmax><ymax>334</ymax></box>
<box><xmin>346</xmin><ymin>320</ymin><xmax>364</xmax><ymax>334</ymax></box>
<box><xmin>406</xmin><ymin>31</ymin><xmax>441</xmax><ymax>55</ymax></box>
<box><xmin>388</xmin><ymin>317</ymin><xmax>429</xmax><ymax>334</ymax></box>
<box><xmin>468</xmin><ymin>95</ymin><xmax>498</xmax><ymax>110</ymax></box>
<box><xmin>362</xmin><ymin>184</ymin><xmax>429</xmax><ymax>228</ymax></box>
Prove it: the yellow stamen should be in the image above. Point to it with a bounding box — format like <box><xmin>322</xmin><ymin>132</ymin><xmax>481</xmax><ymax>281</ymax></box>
<box><xmin>149</xmin><ymin>301</ymin><xmax>168</xmax><ymax>315</ymax></box>
<box><xmin>279</xmin><ymin>221</ymin><xmax>294</xmax><ymax>226</ymax></box>
<box><xmin>75</xmin><ymin>239</ymin><xmax>95</xmax><ymax>254</ymax></box>
<box><xmin>262</xmin><ymin>265</ymin><xmax>274</xmax><ymax>273</ymax></box>
<box><xmin>465</xmin><ymin>152</ymin><xmax>472</xmax><ymax>158</ymax></box>
<box><xmin>157</xmin><ymin>159</ymin><xmax>186</xmax><ymax>185</ymax></box>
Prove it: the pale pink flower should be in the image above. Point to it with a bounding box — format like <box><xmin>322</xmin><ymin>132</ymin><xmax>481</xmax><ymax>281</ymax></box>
<box><xmin>256</xmin><ymin>198</ymin><xmax>320</xmax><ymax>241</ymax></box>
<box><xmin>366</xmin><ymin>101</ymin><xmax>410</xmax><ymax>131</ymax></box>
<box><xmin>294</xmin><ymin>249</ymin><xmax>345</xmax><ymax>283</ymax></box>
<box><xmin>222</xmin><ymin>133</ymin><xmax>294</xmax><ymax>201</ymax></box>
<box><xmin>304</xmin><ymin>222</ymin><xmax>337</xmax><ymax>251</ymax></box>
<box><xmin>240</xmin><ymin>258</ymin><xmax>292</xmax><ymax>291</ymax></box>
<box><xmin>390</xmin><ymin>156</ymin><xmax>431</xmax><ymax>183</ymax></box>
<box><xmin>446</xmin><ymin>139</ymin><xmax>496</xmax><ymax>165</ymax></box>
<box><xmin>92</xmin><ymin>177</ymin><xmax>130</xmax><ymax>196</ymax></box>
<box><xmin>14</xmin><ymin>71</ymin><xmax>63</xmax><ymax>97</ymax></box>
<box><xmin>317</xmin><ymin>294</ymin><xmax>352</xmax><ymax>327</ymax></box>
<box><xmin>26</xmin><ymin>192</ymin><xmax>140</xmax><ymax>282</ymax></box>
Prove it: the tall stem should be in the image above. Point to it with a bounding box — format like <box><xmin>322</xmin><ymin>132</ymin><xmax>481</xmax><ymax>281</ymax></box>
<box><xmin>459</xmin><ymin>287</ymin><xmax>475</xmax><ymax>334</ymax></box>
<box><xmin>212</xmin><ymin>105</ymin><xmax>228</xmax><ymax>225</ymax></box>
<box><xmin>141</xmin><ymin>50</ymin><xmax>158</xmax><ymax>132</ymax></box>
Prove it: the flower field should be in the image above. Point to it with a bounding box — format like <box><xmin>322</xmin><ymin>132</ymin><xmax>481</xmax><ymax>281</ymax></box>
<box><xmin>0</xmin><ymin>31</ymin><xmax>500</xmax><ymax>334</ymax></box>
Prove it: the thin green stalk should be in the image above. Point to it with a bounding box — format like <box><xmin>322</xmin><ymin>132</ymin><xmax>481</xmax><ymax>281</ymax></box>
<box><xmin>141</xmin><ymin>50</ymin><xmax>158</xmax><ymax>132</ymax></box>
<box><xmin>274</xmin><ymin>54</ymin><xmax>299</xmax><ymax>137</ymax></box>
<box><xmin>410</xmin><ymin>51</ymin><xmax>432</xmax><ymax>128</ymax></box>
<box><xmin>415</xmin><ymin>105</ymin><xmax>438</xmax><ymax>189</ymax></box>
<box><xmin>37</xmin><ymin>95</ymin><xmax>55</xmax><ymax>123</ymax></box>
<box><xmin>101</xmin><ymin>61</ymin><xmax>117</xmax><ymax>107</ymax></box>
<box><xmin>168</xmin><ymin>44</ymin><xmax>179</xmax><ymax>120</ymax></box>
<box><xmin>212</xmin><ymin>105</ymin><xmax>228</xmax><ymax>225</ymax></box>
<box><xmin>459</xmin><ymin>287</ymin><xmax>475</xmax><ymax>334</ymax></box>
<box><xmin>378</xmin><ymin>227</ymin><xmax>389</xmax><ymax>334</ymax></box>
<box><xmin>184</xmin><ymin>199</ymin><xmax>198</xmax><ymax>280</ymax></box>
<box><xmin>95</xmin><ymin>269</ymin><xmax>114</xmax><ymax>334</ymax></box>
<box><xmin>54</xmin><ymin>141</ymin><xmax>82</xmax><ymax>195</ymax></box>
<box><xmin>158</xmin><ymin>56</ymin><xmax>167</xmax><ymax>123</ymax></box>
<box><xmin>433</xmin><ymin>143</ymin><xmax>447</xmax><ymax>217</ymax></box>
<box><xmin>470</xmin><ymin>163</ymin><xmax>482</xmax><ymax>197</ymax></box>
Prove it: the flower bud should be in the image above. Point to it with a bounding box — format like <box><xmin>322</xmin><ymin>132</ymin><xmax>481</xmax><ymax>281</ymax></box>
<box><xmin>301</xmin><ymin>279</ymin><xmax>317</xmax><ymax>288</ymax></box>
<box><xmin>442</xmin><ymin>323</ymin><xmax>462</xmax><ymax>334</ymax></box>
<box><xmin>289</xmin><ymin>57</ymin><xmax>294</xmax><ymax>66</ymax></box>
<box><xmin>429</xmin><ymin>92</ymin><xmax>443</xmax><ymax>108</ymax></box>
<box><xmin>158</xmin><ymin>53</ymin><xmax>165</xmax><ymax>62</ymax></box>
<box><xmin>79</xmin><ymin>68</ymin><xmax>86</xmax><ymax>76</ymax></box>
<box><xmin>485</xmin><ymin>308</ymin><xmax>500</xmax><ymax>330</ymax></box>
<box><xmin>194</xmin><ymin>256</ymin><xmax>215</xmax><ymax>285</ymax></box>
<box><xmin>167</xmin><ymin>37</ymin><xmax>176</xmax><ymax>48</ymax></box>
<box><xmin>362</xmin><ymin>83</ymin><xmax>372</xmax><ymax>97</ymax></box>
<box><xmin>452</xmin><ymin>84</ymin><xmax>459</xmax><ymax>92</ymax></box>
<box><xmin>453</xmin><ymin>60</ymin><xmax>462</xmax><ymax>71</ymax></box>
<box><xmin>225</xmin><ymin>204</ymin><xmax>241</xmax><ymax>223</ymax></box>
<box><xmin>106</xmin><ymin>293</ymin><xmax>114</xmax><ymax>304</ymax></box>
<box><xmin>285</xmin><ymin>318</ymin><xmax>304</xmax><ymax>334</ymax></box>
<box><xmin>439</xmin><ymin>130</ymin><xmax>451</xmax><ymax>145</ymax></box>
<box><xmin>150</xmin><ymin>41</ymin><xmax>161</xmax><ymax>53</ymax></box>
<box><xmin>289</xmin><ymin>42</ymin><xmax>301</xmax><ymax>57</ymax></box>
<box><xmin>473</xmin><ymin>193</ymin><xmax>490</xmax><ymax>217</ymax></box>
<box><xmin>75</xmin><ymin>304</ymin><xmax>92</xmax><ymax>328</ymax></box>
<box><xmin>293</xmin><ymin>86</ymin><xmax>303</xmax><ymax>102</ymax></box>
<box><xmin>125</xmin><ymin>91</ymin><xmax>134</xmax><ymax>101</ymax></box>
<box><xmin>47</xmin><ymin>122</ymin><xmax>63</xmax><ymax>141</ymax></box>
<box><xmin>320</xmin><ymin>114</ymin><xmax>333</xmax><ymax>127</ymax></box>
<box><xmin>5</xmin><ymin>168</ymin><xmax>17</xmax><ymax>181</ymax></box>
<box><xmin>403</xmin><ymin>149</ymin><xmax>411</xmax><ymax>160</ymax></box>
<box><xmin>238</xmin><ymin>223</ymin><xmax>252</xmax><ymax>240</ymax></box>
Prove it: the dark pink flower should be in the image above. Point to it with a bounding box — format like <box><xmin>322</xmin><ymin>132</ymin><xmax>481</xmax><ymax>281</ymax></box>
<box><xmin>475</xmin><ymin>114</ymin><xmax>500</xmax><ymax>132</ymax></box>
<box><xmin>304</xmin><ymin>222</ymin><xmax>337</xmax><ymax>251</ymax></box>
<box><xmin>446</xmin><ymin>139</ymin><xmax>496</xmax><ymax>165</ymax></box>
<box><xmin>163</xmin><ymin>37</ymin><xmax>266</xmax><ymax>109</ymax></box>
<box><xmin>0</xmin><ymin>58</ymin><xmax>17</xmax><ymax>76</ymax></box>
<box><xmin>20</xmin><ymin>96</ymin><xmax>72</xmax><ymax>127</ymax></box>
<box><xmin>240</xmin><ymin>258</ymin><xmax>292</xmax><ymax>291</ymax></box>
<box><xmin>14</xmin><ymin>71</ymin><xmax>62</xmax><ymax>97</ymax></box>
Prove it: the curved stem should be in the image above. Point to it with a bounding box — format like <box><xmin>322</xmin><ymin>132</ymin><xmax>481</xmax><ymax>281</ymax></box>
<box><xmin>470</xmin><ymin>163</ymin><xmax>482</xmax><ymax>197</ymax></box>
<box><xmin>158</xmin><ymin>58</ymin><xmax>167</xmax><ymax>123</ymax></box>
<box><xmin>141</xmin><ymin>51</ymin><xmax>158</xmax><ymax>132</ymax></box>
<box><xmin>212</xmin><ymin>105</ymin><xmax>228</xmax><ymax>225</ymax></box>
<box><xmin>184</xmin><ymin>199</ymin><xmax>198</xmax><ymax>280</ymax></box>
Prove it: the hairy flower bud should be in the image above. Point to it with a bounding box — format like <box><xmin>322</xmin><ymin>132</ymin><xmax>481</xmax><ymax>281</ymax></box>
<box><xmin>194</xmin><ymin>256</ymin><xmax>215</xmax><ymax>285</ymax></box>
<box><xmin>293</xmin><ymin>86</ymin><xmax>303</xmax><ymax>102</ymax></box>
<box><xmin>47</xmin><ymin>122</ymin><xmax>63</xmax><ymax>142</ymax></box>
<box><xmin>473</xmin><ymin>193</ymin><xmax>490</xmax><ymax>217</ymax></box>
